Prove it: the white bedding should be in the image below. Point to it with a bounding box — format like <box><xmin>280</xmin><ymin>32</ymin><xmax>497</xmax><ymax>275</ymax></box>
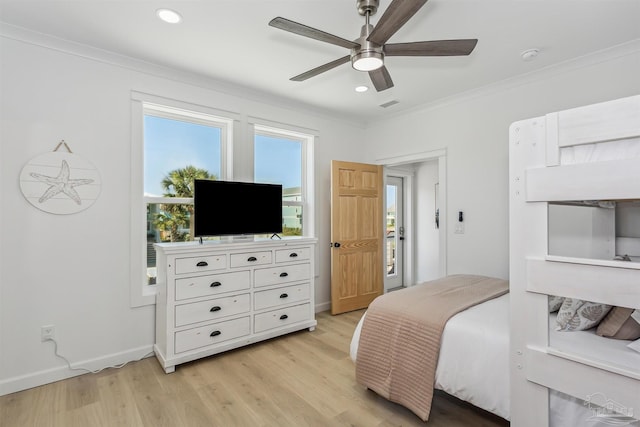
<box><xmin>350</xmin><ymin>293</ymin><xmax>510</xmax><ymax>419</ymax></box>
<box><xmin>550</xmin><ymin>313</ymin><xmax>640</xmax><ymax>373</ymax></box>
<box><xmin>350</xmin><ymin>293</ymin><xmax>640</xmax><ymax>425</ymax></box>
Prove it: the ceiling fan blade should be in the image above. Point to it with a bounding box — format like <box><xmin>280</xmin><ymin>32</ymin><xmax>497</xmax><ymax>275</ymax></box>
<box><xmin>369</xmin><ymin>66</ymin><xmax>394</xmax><ymax>92</ymax></box>
<box><xmin>291</xmin><ymin>55</ymin><xmax>351</xmax><ymax>81</ymax></box>
<box><xmin>269</xmin><ymin>17</ymin><xmax>360</xmax><ymax>50</ymax></box>
<box><xmin>367</xmin><ymin>0</ymin><xmax>428</xmax><ymax>46</ymax></box>
<box><xmin>385</xmin><ymin>39</ymin><xmax>478</xmax><ymax>56</ymax></box>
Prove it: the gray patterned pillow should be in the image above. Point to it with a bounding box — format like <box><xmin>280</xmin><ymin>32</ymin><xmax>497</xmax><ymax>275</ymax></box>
<box><xmin>556</xmin><ymin>298</ymin><xmax>612</xmax><ymax>331</ymax></box>
<box><xmin>549</xmin><ymin>295</ymin><xmax>564</xmax><ymax>313</ymax></box>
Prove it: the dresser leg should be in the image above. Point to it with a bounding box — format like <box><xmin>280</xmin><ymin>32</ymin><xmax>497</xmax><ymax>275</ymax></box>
<box><xmin>308</xmin><ymin>326</ymin><xmax>316</xmax><ymax>332</ymax></box>
<box><xmin>164</xmin><ymin>365</ymin><xmax>176</xmax><ymax>374</ymax></box>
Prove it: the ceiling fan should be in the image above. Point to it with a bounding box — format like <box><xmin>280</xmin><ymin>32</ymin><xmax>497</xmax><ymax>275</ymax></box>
<box><xmin>269</xmin><ymin>0</ymin><xmax>478</xmax><ymax>92</ymax></box>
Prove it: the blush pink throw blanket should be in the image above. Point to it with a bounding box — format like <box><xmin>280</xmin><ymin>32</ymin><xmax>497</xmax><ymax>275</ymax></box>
<box><xmin>355</xmin><ymin>275</ymin><xmax>509</xmax><ymax>421</ymax></box>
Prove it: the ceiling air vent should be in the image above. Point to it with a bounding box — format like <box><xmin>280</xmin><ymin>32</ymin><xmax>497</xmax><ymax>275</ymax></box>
<box><xmin>379</xmin><ymin>100</ymin><xmax>399</xmax><ymax>108</ymax></box>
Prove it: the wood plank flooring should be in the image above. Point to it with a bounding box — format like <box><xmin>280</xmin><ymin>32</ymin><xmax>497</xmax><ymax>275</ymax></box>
<box><xmin>1</xmin><ymin>310</ymin><xmax>509</xmax><ymax>426</ymax></box>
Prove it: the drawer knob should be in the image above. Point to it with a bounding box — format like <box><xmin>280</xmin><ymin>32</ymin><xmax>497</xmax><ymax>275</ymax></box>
<box><xmin>210</xmin><ymin>330</ymin><xmax>221</xmax><ymax>337</ymax></box>
<box><xmin>210</xmin><ymin>306</ymin><xmax>221</xmax><ymax>312</ymax></box>
<box><xmin>210</xmin><ymin>281</ymin><xmax>222</xmax><ymax>287</ymax></box>
<box><xmin>279</xmin><ymin>314</ymin><xmax>288</xmax><ymax>320</ymax></box>
<box><xmin>279</xmin><ymin>293</ymin><xmax>288</xmax><ymax>299</ymax></box>
<box><xmin>289</xmin><ymin>253</ymin><xmax>298</xmax><ymax>258</ymax></box>
<box><xmin>247</xmin><ymin>256</ymin><xmax>257</xmax><ymax>262</ymax></box>
<box><xmin>279</xmin><ymin>272</ymin><xmax>288</xmax><ymax>278</ymax></box>
<box><xmin>196</xmin><ymin>261</ymin><xmax>208</xmax><ymax>267</ymax></box>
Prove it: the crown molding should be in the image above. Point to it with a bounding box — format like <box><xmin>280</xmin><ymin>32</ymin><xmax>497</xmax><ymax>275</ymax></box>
<box><xmin>370</xmin><ymin>38</ymin><xmax>640</xmax><ymax>125</ymax></box>
<box><xmin>2</xmin><ymin>21</ymin><xmax>637</xmax><ymax>129</ymax></box>
<box><xmin>0</xmin><ymin>22</ymin><xmax>367</xmax><ymax>128</ymax></box>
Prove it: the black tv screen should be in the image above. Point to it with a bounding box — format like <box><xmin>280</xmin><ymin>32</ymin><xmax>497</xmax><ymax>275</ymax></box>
<box><xmin>194</xmin><ymin>180</ymin><xmax>283</xmax><ymax>237</ymax></box>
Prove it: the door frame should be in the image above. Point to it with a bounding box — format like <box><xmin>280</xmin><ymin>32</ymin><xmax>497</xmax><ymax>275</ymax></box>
<box><xmin>377</xmin><ymin>149</ymin><xmax>447</xmax><ymax>286</ymax></box>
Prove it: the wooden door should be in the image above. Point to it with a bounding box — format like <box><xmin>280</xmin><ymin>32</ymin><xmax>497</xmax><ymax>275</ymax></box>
<box><xmin>330</xmin><ymin>160</ymin><xmax>384</xmax><ymax>315</ymax></box>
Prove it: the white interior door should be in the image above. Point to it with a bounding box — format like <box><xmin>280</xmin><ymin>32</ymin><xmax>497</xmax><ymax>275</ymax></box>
<box><xmin>385</xmin><ymin>176</ymin><xmax>404</xmax><ymax>291</ymax></box>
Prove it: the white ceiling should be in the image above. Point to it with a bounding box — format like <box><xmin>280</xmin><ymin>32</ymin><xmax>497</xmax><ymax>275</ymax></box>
<box><xmin>1</xmin><ymin>0</ymin><xmax>639</xmax><ymax>122</ymax></box>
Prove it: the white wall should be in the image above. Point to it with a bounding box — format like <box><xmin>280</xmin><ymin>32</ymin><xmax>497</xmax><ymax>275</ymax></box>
<box><xmin>617</xmin><ymin>203</ymin><xmax>640</xmax><ymax>238</ymax></box>
<box><xmin>414</xmin><ymin>160</ymin><xmax>440</xmax><ymax>283</ymax></box>
<box><xmin>548</xmin><ymin>204</ymin><xmax>615</xmax><ymax>260</ymax></box>
<box><xmin>0</xmin><ymin>34</ymin><xmax>364</xmax><ymax>394</ymax></box>
<box><xmin>363</xmin><ymin>45</ymin><xmax>640</xmax><ymax>280</ymax></box>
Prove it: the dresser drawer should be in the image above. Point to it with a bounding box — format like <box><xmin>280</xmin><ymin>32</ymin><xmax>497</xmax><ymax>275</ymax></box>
<box><xmin>275</xmin><ymin>247</ymin><xmax>311</xmax><ymax>263</ymax></box>
<box><xmin>175</xmin><ymin>254</ymin><xmax>227</xmax><ymax>275</ymax></box>
<box><xmin>175</xmin><ymin>293</ymin><xmax>250</xmax><ymax>327</ymax></box>
<box><xmin>254</xmin><ymin>303</ymin><xmax>311</xmax><ymax>334</ymax></box>
<box><xmin>229</xmin><ymin>251</ymin><xmax>272</xmax><ymax>268</ymax></box>
<box><xmin>254</xmin><ymin>263</ymin><xmax>310</xmax><ymax>288</ymax></box>
<box><xmin>175</xmin><ymin>270</ymin><xmax>250</xmax><ymax>301</ymax></box>
<box><xmin>254</xmin><ymin>283</ymin><xmax>310</xmax><ymax>311</ymax></box>
<box><xmin>174</xmin><ymin>316</ymin><xmax>250</xmax><ymax>354</ymax></box>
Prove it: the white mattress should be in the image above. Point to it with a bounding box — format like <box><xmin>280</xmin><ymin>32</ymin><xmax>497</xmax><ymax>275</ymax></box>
<box><xmin>350</xmin><ymin>293</ymin><xmax>639</xmax><ymax>425</ymax></box>
<box><xmin>550</xmin><ymin>313</ymin><xmax>640</xmax><ymax>373</ymax></box>
<box><xmin>351</xmin><ymin>293</ymin><xmax>510</xmax><ymax>419</ymax></box>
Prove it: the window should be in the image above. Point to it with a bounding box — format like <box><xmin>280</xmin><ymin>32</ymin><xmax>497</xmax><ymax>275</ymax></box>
<box><xmin>144</xmin><ymin>107</ymin><xmax>231</xmax><ymax>283</ymax></box>
<box><xmin>131</xmin><ymin>94</ymin><xmax>233</xmax><ymax>306</ymax></box>
<box><xmin>253</xmin><ymin>124</ymin><xmax>314</xmax><ymax>238</ymax></box>
<box><xmin>130</xmin><ymin>95</ymin><xmax>314</xmax><ymax>307</ymax></box>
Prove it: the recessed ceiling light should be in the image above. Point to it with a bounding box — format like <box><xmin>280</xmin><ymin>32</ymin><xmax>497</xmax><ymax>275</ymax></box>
<box><xmin>355</xmin><ymin>85</ymin><xmax>369</xmax><ymax>93</ymax></box>
<box><xmin>521</xmin><ymin>48</ymin><xmax>539</xmax><ymax>61</ymax></box>
<box><xmin>156</xmin><ymin>8</ymin><xmax>182</xmax><ymax>24</ymax></box>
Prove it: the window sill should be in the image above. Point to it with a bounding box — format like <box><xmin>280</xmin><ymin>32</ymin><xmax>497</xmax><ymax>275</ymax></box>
<box><xmin>131</xmin><ymin>284</ymin><xmax>157</xmax><ymax>308</ymax></box>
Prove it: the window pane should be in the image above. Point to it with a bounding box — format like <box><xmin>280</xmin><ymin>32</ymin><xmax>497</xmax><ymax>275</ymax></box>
<box><xmin>386</xmin><ymin>185</ymin><xmax>397</xmax><ymax>276</ymax></box>
<box><xmin>283</xmin><ymin>204</ymin><xmax>302</xmax><ymax>236</ymax></box>
<box><xmin>144</xmin><ymin>115</ymin><xmax>222</xmax><ymax>197</ymax></box>
<box><xmin>255</xmin><ymin>134</ymin><xmax>302</xmax><ymax>190</ymax></box>
<box><xmin>146</xmin><ymin>202</ymin><xmax>193</xmax><ymax>284</ymax></box>
<box><xmin>255</xmin><ymin>133</ymin><xmax>303</xmax><ymax>235</ymax></box>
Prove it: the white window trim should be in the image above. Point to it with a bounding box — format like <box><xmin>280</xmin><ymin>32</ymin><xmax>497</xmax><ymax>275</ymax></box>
<box><xmin>251</xmin><ymin>120</ymin><xmax>316</xmax><ymax>238</ymax></box>
<box><xmin>130</xmin><ymin>92</ymin><xmax>236</xmax><ymax>307</ymax></box>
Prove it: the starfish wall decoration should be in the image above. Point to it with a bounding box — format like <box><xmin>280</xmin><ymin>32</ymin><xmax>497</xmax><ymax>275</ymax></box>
<box><xmin>30</xmin><ymin>160</ymin><xmax>94</xmax><ymax>205</ymax></box>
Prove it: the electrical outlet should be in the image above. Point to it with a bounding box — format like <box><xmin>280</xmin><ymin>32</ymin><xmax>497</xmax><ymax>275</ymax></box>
<box><xmin>41</xmin><ymin>325</ymin><xmax>55</xmax><ymax>342</ymax></box>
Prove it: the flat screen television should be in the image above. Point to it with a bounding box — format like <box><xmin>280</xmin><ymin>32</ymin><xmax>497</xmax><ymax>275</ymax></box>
<box><xmin>194</xmin><ymin>179</ymin><xmax>283</xmax><ymax>237</ymax></box>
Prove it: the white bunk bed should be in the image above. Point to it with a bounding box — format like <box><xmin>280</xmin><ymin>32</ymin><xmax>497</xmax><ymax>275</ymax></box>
<box><xmin>509</xmin><ymin>95</ymin><xmax>640</xmax><ymax>426</ymax></box>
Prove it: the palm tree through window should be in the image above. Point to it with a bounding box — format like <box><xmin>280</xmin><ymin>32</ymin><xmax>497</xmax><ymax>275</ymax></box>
<box><xmin>144</xmin><ymin>111</ymin><xmax>224</xmax><ymax>285</ymax></box>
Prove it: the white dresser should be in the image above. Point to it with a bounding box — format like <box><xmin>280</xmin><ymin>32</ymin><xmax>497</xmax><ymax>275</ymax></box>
<box><xmin>153</xmin><ymin>237</ymin><xmax>317</xmax><ymax>373</ymax></box>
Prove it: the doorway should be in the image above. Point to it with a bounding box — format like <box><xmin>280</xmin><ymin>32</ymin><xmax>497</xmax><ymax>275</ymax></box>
<box><xmin>379</xmin><ymin>149</ymin><xmax>447</xmax><ymax>289</ymax></box>
<box><xmin>385</xmin><ymin>176</ymin><xmax>404</xmax><ymax>291</ymax></box>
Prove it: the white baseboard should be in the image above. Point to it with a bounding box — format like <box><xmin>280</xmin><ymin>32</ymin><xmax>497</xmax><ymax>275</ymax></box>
<box><xmin>315</xmin><ymin>301</ymin><xmax>331</xmax><ymax>313</ymax></box>
<box><xmin>2</xmin><ymin>303</ymin><xmax>333</xmax><ymax>396</ymax></box>
<box><xmin>0</xmin><ymin>345</ymin><xmax>154</xmax><ymax>396</ymax></box>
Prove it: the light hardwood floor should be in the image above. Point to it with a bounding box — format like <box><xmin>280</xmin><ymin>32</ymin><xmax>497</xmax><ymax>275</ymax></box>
<box><xmin>1</xmin><ymin>310</ymin><xmax>509</xmax><ymax>427</ymax></box>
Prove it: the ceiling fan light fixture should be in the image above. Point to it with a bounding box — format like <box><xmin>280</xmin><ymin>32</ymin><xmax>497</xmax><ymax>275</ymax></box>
<box><xmin>352</xmin><ymin>51</ymin><xmax>384</xmax><ymax>71</ymax></box>
<box><xmin>271</xmin><ymin>0</ymin><xmax>475</xmax><ymax>92</ymax></box>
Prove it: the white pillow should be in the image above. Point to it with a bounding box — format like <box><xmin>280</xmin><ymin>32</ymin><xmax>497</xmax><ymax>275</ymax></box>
<box><xmin>556</xmin><ymin>298</ymin><xmax>612</xmax><ymax>331</ymax></box>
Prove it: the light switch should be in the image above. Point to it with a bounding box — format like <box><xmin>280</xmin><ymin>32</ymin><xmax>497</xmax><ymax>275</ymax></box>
<box><xmin>455</xmin><ymin>210</ymin><xmax>465</xmax><ymax>234</ymax></box>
